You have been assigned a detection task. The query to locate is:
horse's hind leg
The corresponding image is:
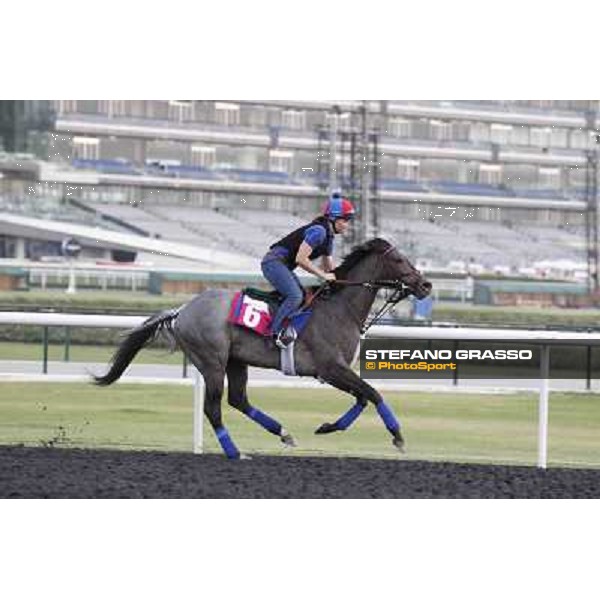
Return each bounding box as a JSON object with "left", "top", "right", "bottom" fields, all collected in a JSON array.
[
  {"left": 226, "top": 359, "right": 296, "bottom": 447},
  {"left": 202, "top": 369, "right": 244, "bottom": 459},
  {"left": 182, "top": 346, "right": 241, "bottom": 459}
]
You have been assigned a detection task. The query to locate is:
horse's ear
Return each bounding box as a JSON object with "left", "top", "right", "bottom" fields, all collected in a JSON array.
[{"left": 375, "top": 238, "right": 395, "bottom": 256}]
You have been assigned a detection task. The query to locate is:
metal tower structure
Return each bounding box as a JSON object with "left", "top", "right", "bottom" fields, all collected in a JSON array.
[
  {"left": 315, "top": 102, "right": 381, "bottom": 255},
  {"left": 584, "top": 107, "right": 599, "bottom": 295}
]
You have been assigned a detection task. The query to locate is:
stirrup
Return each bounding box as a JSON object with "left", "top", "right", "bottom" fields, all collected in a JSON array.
[{"left": 275, "top": 327, "right": 297, "bottom": 349}]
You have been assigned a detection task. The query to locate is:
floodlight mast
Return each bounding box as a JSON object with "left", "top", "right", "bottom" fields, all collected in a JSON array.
[
  {"left": 316, "top": 102, "right": 381, "bottom": 255},
  {"left": 584, "top": 105, "right": 599, "bottom": 295},
  {"left": 360, "top": 101, "right": 370, "bottom": 245}
]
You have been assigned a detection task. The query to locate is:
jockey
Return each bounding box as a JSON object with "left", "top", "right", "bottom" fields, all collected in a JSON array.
[{"left": 261, "top": 192, "right": 355, "bottom": 348}]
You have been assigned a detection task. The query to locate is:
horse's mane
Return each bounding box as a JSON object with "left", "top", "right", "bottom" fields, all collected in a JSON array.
[{"left": 333, "top": 238, "right": 392, "bottom": 279}]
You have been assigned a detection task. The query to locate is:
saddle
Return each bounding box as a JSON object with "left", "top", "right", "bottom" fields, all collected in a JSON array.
[
  {"left": 228, "top": 286, "right": 317, "bottom": 334},
  {"left": 242, "top": 286, "right": 317, "bottom": 314},
  {"left": 227, "top": 285, "right": 330, "bottom": 375}
]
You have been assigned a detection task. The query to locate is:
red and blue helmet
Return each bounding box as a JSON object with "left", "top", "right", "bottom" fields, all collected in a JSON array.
[{"left": 323, "top": 194, "right": 356, "bottom": 220}]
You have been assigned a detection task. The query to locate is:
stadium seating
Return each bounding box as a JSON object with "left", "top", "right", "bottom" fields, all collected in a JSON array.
[
  {"left": 510, "top": 188, "right": 565, "bottom": 200},
  {"left": 379, "top": 178, "right": 427, "bottom": 192},
  {"left": 72, "top": 159, "right": 138, "bottom": 175},
  {"left": 429, "top": 181, "right": 514, "bottom": 197},
  {"left": 215, "top": 168, "right": 292, "bottom": 185},
  {"left": 380, "top": 208, "right": 584, "bottom": 270},
  {"left": 144, "top": 163, "right": 219, "bottom": 180}
]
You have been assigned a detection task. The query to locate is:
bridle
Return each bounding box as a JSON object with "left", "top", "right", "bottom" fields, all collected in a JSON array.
[
  {"left": 325, "top": 279, "right": 413, "bottom": 334},
  {"left": 314, "top": 246, "right": 419, "bottom": 335}
]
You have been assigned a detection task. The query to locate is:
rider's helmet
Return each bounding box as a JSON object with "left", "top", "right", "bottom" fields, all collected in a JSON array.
[{"left": 323, "top": 193, "right": 356, "bottom": 221}]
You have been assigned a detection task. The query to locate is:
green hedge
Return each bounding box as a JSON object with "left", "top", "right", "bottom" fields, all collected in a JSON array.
[
  {"left": 0, "top": 291, "right": 190, "bottom": 314},
  {"left": 0, "top": 291, "right": 191, "bottom": 345},
  {"left": 433, "top": 303, "right": 600, "bottom": 330}
]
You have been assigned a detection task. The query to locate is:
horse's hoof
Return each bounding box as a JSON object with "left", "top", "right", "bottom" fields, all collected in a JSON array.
[
  {"left": 315, "top": 422, "right": 338, "bottom": 435},
  {"left": 393, "top": 434, "right": 406, "bottom": 453},
  {"left": 280, "top": 432, "right": 297, "bottom": 447}
]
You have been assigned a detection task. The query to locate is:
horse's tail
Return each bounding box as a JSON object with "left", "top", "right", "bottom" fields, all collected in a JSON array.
[{"left": 92, "top": 308, "right": 180, "bottom": 386}]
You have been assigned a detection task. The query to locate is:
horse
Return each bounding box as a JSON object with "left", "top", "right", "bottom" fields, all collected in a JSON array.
[{"left": 93, "top": 238, "right": 432, "bottom": 459}]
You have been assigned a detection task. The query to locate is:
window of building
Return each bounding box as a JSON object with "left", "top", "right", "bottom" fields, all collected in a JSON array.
[
  {"left": 129, "top": 101, "right": 146, "bottom": 118},
  {"left": 479, "top": 163, "right": 502, "bottom": 186},
  {"left": 512, "top": 125, "right": 529, "bottom": 146},
  {"left": 325, "top": 112, "right": 350, "bottom": 131},
  {"left": 470, "top": 122, "right": 490, "bottom": 143},
  {"left": 569, "top": 129, "right": 588, "bottom": 150},
  {"left": 451, "top": 121, "right": 470, "bottom": 142},
  {"left": 389, "top": 118, "right": 412, "bottom": 138},
  {"left": 430, "top": 120, "right": 451, "bottom": 141},
  {"left": 244, "top": 106, "right": 267, "bottom": 128},
  {"left": 98, "top": 100, "right": 127, "bottom": 117},
  {"left": 269, "top": 150, "right": 294, "bottom": 173},
  {"left": 55, "top": 100, "right": 78, "bottom": 115},
  {"left": 147, "top": 101, "right": 169, "bottom": 120},
  {"left": 550, "top": 127, "right": 567, "bottom": 148},
  {"left": 568, "top": 165, "right": 586, "bottom": 188},
  {"left": 72, "top": 137, "right": 99, "bottom": 160},
  {"left": 396, "top": 158, "right": 420, "bottom": 180},
  {"left": 530, "top": 127, "right": 552, "bottom": 148},
  {"left": 215, "top": 102, "right": 240, "bottom": 126},
  {"left": 168, "top": 100, "right": 194, "bottom": 122},
  {"left": 281, "top": 110, "right": 307, "bottom": 130},
  {"left": 411, "top": 119, "right": 431, "bottom": 140},
  {"left": 490, "top": 123, "right": 513, "bottom": 145},
  {"left": 506, "top": 164, "right": 536, "bottom": 187},
  {"left": 538, "top": 167, "right": 561, "bottom": 188},
  {"left": 422, "top": 158, "right": 457, "bottom": 181},
  {"left": 191, "top": 146, "right": 216, "bottom": 168}
]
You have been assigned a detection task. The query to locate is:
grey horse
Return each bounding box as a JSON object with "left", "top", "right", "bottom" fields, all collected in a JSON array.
[{"left": 94, "top": 238, "right": 432, "bottom": 458}]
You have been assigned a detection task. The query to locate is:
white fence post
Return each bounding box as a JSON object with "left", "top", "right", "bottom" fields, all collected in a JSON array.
[
  {"left": 193, "top": 369, "right": 205, "bottom": 454},
  {"left": 538, "top": 345, "right": 550, "bottom": 469}
]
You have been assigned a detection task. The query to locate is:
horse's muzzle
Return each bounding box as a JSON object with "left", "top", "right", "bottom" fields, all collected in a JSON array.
[{"left": 412, "top": 280, "right": 432, "bottom": 299}]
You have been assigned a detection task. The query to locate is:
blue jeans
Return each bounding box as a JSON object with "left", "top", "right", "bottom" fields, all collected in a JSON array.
[{"left": 261, "top": 254, "right": 304, "bottom": 335}]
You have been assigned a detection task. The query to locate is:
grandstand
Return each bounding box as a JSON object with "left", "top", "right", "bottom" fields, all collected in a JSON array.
[{"left": 0, "top": 100, "right": 598, "bottom": 274}]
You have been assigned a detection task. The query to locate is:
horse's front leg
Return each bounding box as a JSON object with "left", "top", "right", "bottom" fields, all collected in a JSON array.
[
  {"left": 315, "top": 396, "right": 367, "bottom": 434},
  {"left": 315, "top": 361, "right": 405, "bottom": 452}
]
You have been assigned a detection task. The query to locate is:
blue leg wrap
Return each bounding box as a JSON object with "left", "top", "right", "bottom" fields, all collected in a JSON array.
[
  {"left": 376, "top": 401, "right": 401, "bottom": 434},
  {"left": 335, "top": 402, "right": 366, "bottom": 430},
  {"left": 247, "top": 407, "right": 282, "bottom": 435},
  {"left": 215, "top": 426, "right": 240, "bottom": 459}
]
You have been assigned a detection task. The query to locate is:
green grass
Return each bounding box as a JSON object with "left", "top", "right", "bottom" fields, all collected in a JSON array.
[
  {"left": 0, "top": 341, "right": 183, "bottom": 365},
  {"left": 1, "top": 382, "right": 599, "bottom": 467}
]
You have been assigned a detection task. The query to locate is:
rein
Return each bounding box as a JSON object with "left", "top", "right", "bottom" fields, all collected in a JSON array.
[
  {"left": 360, "top": 285, "right": 412, "bottom": 334},
  {"left": 316, "top": 278, "right": 413, "bottom": 335}
]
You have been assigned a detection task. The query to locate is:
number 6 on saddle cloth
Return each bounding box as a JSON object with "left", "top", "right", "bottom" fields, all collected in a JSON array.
[{"left": 227, "top": 287, "right": 314, "bottom": 338}]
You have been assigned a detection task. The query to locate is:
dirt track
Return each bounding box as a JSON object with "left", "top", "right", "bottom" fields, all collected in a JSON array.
[{"left": 1, "top": 445, "right": 598, "bottom": 498}]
